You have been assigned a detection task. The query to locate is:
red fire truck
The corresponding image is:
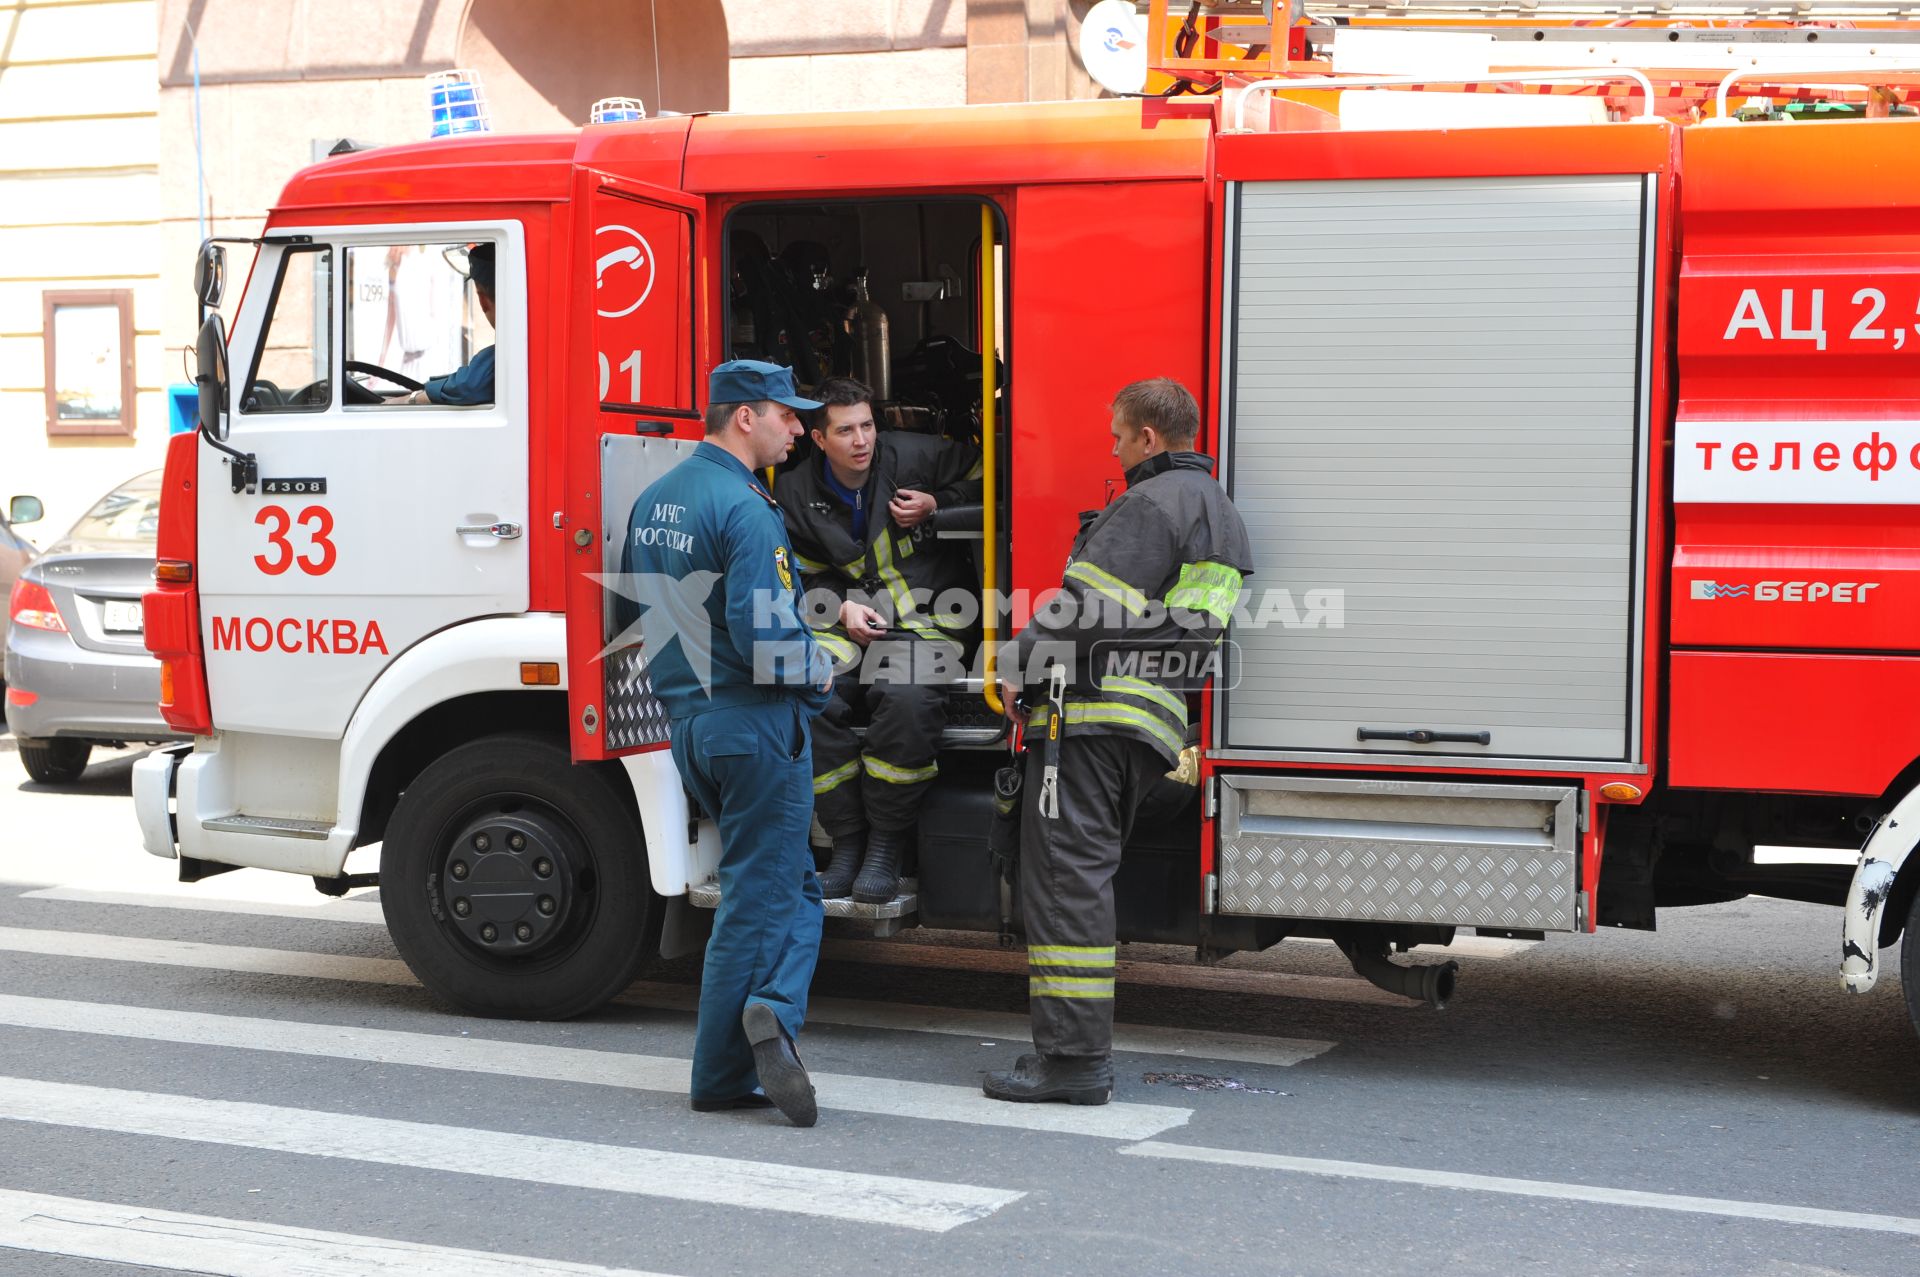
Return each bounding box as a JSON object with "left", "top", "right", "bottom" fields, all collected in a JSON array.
[{"left": 135, "top": 3, "right": 1920, "bottom": 1039}]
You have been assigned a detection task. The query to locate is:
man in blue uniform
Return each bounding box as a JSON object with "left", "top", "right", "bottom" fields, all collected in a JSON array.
[{"left": 618, "top": 360, "right": 832, "bottom": 1126}]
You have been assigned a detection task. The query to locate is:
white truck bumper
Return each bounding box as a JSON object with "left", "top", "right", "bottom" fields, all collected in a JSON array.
[{"left": 133, "top": 744, "right": 190, "bottom": 859}]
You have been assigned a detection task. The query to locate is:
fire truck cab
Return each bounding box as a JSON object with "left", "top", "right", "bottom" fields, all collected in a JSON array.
[{"left": 136, "top": 6, "right": 1920, "bottom": 1040}]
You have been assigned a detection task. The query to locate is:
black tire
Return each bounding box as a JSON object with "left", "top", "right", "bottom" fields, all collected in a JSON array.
[
  {"left": 381, "top": 732, "right": 657, "bottom": 1020},
  {"left": 19, "top": 738, "right": 91, "bottom": 785}
]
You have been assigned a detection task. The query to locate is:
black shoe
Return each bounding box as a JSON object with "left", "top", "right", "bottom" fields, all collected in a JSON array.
[
  {"left": 742, "top": 1002, "right": 817, "bottom": 1128},
  {"left": 852, "top": 828, "right": 907, "bottom": 903},
  {"left": 690, "top": 1091, "right": 777, "bottom": 1113},
  {"left": 818, "top": 833, "right": 864, "bottom": 899},
  {"left": 982, "top": 1053, "right": 1113, "bottom": 1106}
]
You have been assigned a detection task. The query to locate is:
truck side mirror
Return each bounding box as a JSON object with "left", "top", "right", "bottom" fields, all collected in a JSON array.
[
  {"left": 7, "top": 495, "right": 42, "bottom": 526},
  {"left": 196, "top": 313, "right": 229, "bottom": 439},
  {"left": 194, "top": 242, "right": 226, "bottom": 310}
]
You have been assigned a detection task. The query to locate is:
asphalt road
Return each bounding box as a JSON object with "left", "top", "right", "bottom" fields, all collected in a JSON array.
[{"left": 0, "top": 737, "right": 1915, "bottom": 1277}]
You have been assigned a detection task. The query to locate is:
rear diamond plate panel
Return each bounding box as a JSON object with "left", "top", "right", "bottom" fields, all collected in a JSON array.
[
  {"left": 1218, "top": 836, "right": 1576, "bottom": 931},
  {"left": 603, "top": 646, "right": 671, "bottom": 750}
]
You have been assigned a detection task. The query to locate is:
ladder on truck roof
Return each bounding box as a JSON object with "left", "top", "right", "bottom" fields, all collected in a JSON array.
[{"left": 1143, "top": 0, "right": 1920, "bottom": 117}]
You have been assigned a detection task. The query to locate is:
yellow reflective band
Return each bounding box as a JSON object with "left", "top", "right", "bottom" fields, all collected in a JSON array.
[
  {"left": 1028, "top": 946, "right": 1116, "bottom": 968},
  {"left": 863, "top": 754, "right": 938, "bottom": 785},
  {"left": 1035, "top": 703, "right": 1184, "bottom": 756},
  {"left": 813, "top": 759, "right": 860, "bottom": 795},
  {"left": 1029, "top": 976, "right": 1115, "bottom": 999},
  {"left": 1099, "top": 675, "right": 1188, "bottom": 722},
  {"left": 1064, "top": 560, "right": 1149, "bottom": 618},
  {"left": 793, "top": 551, "right": 830, "bottom": 574},
  {"left": 812, "top": 629, "right": 859, "bottom": 662},
  {"left": 871, "top": 534, "right": 943, "bottom": 637},
  {"left": 1164, "top": 560, "right": 1244, "bottom": 624},
  {"left": 964, "top": 458, "right": 984, "bottom": 480}
]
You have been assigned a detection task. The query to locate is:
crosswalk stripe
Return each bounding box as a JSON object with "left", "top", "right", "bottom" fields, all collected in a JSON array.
[
  {"left": 0, "top": 925, "right": 413, "bottom": 984},
  {"left": 822, "top": 939, "right": 1412, "bottom": 1007},
  {"left": 1119, "top": 1141, "right": 1920, "bottom": 1237},
  {"left": 1, "top": 923, "right": 1335, "bottom": 1068},
  {"left": 21, "top": 885, "right": 387, "bottom": 926},
  {"left": 0, "top": 993, "right": 1192, "bottom": 1141},
  {"left": 0, "top": 1076, "right": 1022, "bottom": 1233},
  {"left": 619, "top": 984, "right": 1334, "bottom": 1068},
  {"left": 0, "top": 1187, "right": 673, "bottom": 1276}
]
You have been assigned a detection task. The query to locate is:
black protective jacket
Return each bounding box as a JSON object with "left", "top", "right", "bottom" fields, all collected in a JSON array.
[
  {"left": 1008, "top": 450, "right": 1253, "bottom": 764},
  {"left": 776, "top": 431, "right": 984, "bottom": 655}
]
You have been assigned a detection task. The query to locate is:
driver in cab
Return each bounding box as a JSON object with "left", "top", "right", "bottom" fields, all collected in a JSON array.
[{"left": 386, "top": 243, "right": 495, "bottom": 406}]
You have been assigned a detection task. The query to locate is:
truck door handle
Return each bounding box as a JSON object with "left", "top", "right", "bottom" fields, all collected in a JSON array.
[
  {"left": 456, "top": 522, "right": 522, "bottom": 540},
  {"left": 1357, "top": 727, "right": 1492, "bottom": 746}
]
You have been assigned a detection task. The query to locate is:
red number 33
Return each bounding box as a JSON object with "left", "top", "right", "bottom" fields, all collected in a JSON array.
[{"left": 254, "top": 504, "right": 337, "bottom": 576}]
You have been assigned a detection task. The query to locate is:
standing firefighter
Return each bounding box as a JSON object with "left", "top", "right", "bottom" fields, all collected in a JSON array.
[
  {"left": 776, "top": 378, "right": 983, "bottom": 903},
  {"left": 618, "top": 360, "right": 834, "bottom": 1127},
  {"left": 986, "top": 378, "right": 1252, "bottom": 1105}
]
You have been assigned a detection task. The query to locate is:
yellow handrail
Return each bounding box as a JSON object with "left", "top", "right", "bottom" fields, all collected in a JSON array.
[{"left": 979, "top": 203, "right": 1003, "bottom": 716}]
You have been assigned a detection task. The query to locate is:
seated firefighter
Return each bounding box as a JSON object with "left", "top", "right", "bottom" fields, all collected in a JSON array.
[{"left": 777, "top": 377, "right": 984, "bottom": 902}]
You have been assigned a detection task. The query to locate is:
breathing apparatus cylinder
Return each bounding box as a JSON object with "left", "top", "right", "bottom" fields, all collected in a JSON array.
[{"left": 851, "top": 270, "right": 891, "bottom": 401}]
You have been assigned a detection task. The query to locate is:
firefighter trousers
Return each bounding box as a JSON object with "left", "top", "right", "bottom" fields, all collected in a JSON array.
[
  {"left": 810, "top": 635, "right": 954, "bottom": 837},
  {"left": 668, "top": 699, "right": 824, "bottom": 1103},
  {"left": 1020, "top": 731, "right": 1165, "bottom": 1058}
]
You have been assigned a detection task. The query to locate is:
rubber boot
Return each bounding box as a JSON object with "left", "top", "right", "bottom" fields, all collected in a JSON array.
[
  {"left": 817, "top": 833, "right": 864, "bottom": 899},
  {"left": 851, "top": 828, "right": 907, "bottom": 904},
  {"left": 982, "top": 1053, "right": 1114, "bottom": 1106}
]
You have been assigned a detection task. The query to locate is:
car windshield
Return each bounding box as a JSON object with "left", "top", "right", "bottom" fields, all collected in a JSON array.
[{"left": 65, "top": 472, "right": 162, "bottom": 549}]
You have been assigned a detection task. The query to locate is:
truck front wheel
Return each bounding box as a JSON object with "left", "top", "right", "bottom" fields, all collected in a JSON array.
[{"left": 382, "top": 732, "right": 656, "bottom": 1019}]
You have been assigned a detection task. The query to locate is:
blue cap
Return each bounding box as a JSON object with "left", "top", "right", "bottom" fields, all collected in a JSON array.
[{"left": 708, "top": 359, "right": 822, "bottom": 411}]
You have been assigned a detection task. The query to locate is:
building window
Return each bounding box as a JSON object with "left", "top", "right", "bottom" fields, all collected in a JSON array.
[{"left": 43, "top": 289, "right": 136, "bottom": 438}]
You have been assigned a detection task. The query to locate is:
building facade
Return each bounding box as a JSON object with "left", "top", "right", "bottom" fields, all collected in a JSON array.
[{"left": 4, "top": 0, "right": 1104, "bottom": 537}]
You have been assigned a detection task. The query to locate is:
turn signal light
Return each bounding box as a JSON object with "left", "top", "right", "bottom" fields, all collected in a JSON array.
[
  {"left": 1599, "top": 782, "right": 1644, "bottom": 802},
  {"left": 8, "top": 578, "right": 66, "bottom": 632},
  {"left": 154, "top": 559, "right": 194, "bottom": 584},
  {"left": 520, "top": 662, "right": 561, "bottom": 686},
  {"left": 159, "top": 663, "right": 175, "bottom": 706}
]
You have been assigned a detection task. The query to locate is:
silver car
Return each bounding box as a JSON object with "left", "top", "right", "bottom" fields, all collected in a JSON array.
[
  {"left": 1, "top": 493, "right": 43, "bottom": 698},
  {"left": 4, "top": 472, "right": 184, "bottom": 784}
]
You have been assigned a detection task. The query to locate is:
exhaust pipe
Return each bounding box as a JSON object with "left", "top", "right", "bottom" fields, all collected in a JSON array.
[{"left": 1336, "top": 939, "right": 1459, "bottom": 1010}]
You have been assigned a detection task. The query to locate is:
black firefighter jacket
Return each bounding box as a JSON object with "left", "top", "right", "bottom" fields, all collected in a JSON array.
[
  {"left": 1008, "top": 449, "right": 1253, "bottom": 765},
  {"left": 776, "top": 431, "right": 984, "bottom": 663}
]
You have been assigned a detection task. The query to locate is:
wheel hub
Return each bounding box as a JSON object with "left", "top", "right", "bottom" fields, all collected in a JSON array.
[{"left": 437, "top": 810, "right": 575, "bottom": 955}]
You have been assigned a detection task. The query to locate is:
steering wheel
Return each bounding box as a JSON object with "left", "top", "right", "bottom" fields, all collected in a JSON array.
[
  {"left": 345, "top": 359, "right": 424, "bottom": 391},
  {"left": 343, "top": 359, "right": 425, "bottom": 405}
]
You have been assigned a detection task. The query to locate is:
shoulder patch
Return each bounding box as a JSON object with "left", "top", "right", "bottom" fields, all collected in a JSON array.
[{"left": 775, "top": 545, "right": 794, "bottom": 591}]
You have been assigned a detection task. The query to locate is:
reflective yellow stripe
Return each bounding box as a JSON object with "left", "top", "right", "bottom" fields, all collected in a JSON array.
[
  {"left": 863, "top": 754, "right": 938, "bottom": 785},
  {"left": 1029, "top": 976, "right": 1115, "bottom": 999},
  {"left": 1165, "top": 560, "right": 1244, "bottom": 624},
  {"left": 1036, "top": 702, "right": 1184, "bottom": 757},
  {"left": 1064, "top": 560, "right": 1149, "bottom": 618},
  {"left": 872, "top": 534, "right": 943, "bottom": 637},
  {"left": 793, "top": 551, "right": 830, "bottom": 574},
  {"left": 1028, "top": 946, "right": 1115, "bottom": 968},
  {"left": 1099, "top": 675, "right": 1188, "bottom": 721},
  {"left": 813, "top": 759, "right": 860, "bottom": 795},
  {"left": 812, "top": 630, "right": 858, "bottom": 662},
  {"left": 963, "top": 457, "right": 984, "bottom": 480}
]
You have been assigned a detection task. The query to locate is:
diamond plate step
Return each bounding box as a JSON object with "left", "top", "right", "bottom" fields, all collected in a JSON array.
[
  {"left": 687, "top": 878, "right": 918, "bottom": 937},
  {"left": 201, "top": 814, "right": 332, "bottom": 841}
]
